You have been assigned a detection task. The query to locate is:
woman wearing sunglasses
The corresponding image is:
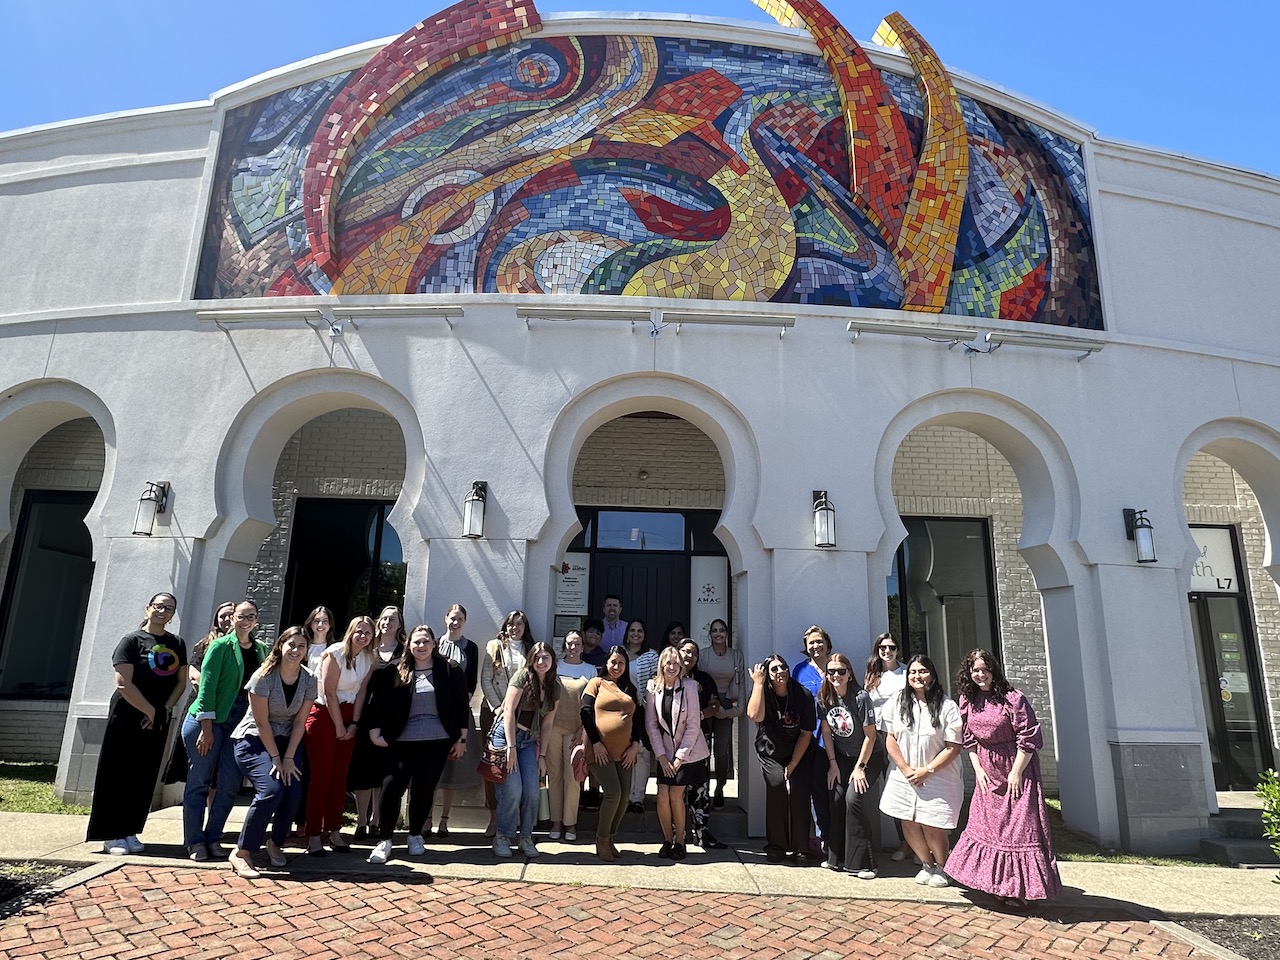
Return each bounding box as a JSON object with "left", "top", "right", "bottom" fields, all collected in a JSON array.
[
  {"left": 746, "top": 654, "right": 816, "bottom": 863},
  {"left": 864, "top": 633, "right": 911, "bottom": 861},
  {"left": 817, "top": 653, "right": 879, "bottom": 877}
]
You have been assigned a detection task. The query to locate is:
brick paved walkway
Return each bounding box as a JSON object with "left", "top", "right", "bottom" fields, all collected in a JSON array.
[{"left": 3, "top": 865, "right": 1208, "bottom": 959}]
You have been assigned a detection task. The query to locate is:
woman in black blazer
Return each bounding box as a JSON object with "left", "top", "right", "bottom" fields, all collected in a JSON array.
[{"left": 363, "top": 625, "right": 470, "bottom": 864}]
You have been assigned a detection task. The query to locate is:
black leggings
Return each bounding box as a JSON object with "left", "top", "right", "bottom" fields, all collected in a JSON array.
[{"left": 378, "top": 739, "right": 451, "bottom": 840}]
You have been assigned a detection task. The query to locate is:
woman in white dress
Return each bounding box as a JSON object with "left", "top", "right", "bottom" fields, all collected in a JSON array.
[{"left": 878, "top": 654, "right": 962, "bottom": 888}]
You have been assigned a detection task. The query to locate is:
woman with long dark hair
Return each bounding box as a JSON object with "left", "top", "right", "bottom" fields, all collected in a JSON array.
[
  {"left": 746, "top": 653, "right": 817, "bottom": 863},
  {"left": 228, "top": 625, "right": 317, "bottom": 877},
  {"left": 303, "top": 615, "right": 375, "bottom": 855},
  {"left": 647, "top": 646, "right": 711, "bottom": 860},
  {"left": 492, "top": 641, "right": 561, "bottom": 858},
  {"left": 817, "top": 652, "right": 879, "bottom": 877},
  {"left": 479, "top": 610, "right": 531, "bottom": 837},
  {"left": 878, "top": 654, "right": 963, "bottom": 887},
  {"left": 700, "top": 618, "right": 744, "bottom": 810},
  {"left": 581, "top": 645, "right": 644, "bottom": 861},
  {"left": 945, "top": 649, "right": 1062, "bottom": 908},
  {"left": 624, "top": 618, "right": 658, "bottom": 815},
  {"left": 863, "top": 632, "right": 910, "bottom": 862},
  {"left": 87, "top": 593, "right": 187, "bottom": 855},
  {"left": 291, "top": 605, "right": 335, "bottom": 837},
  {"left": 182, "top": 599, "right": 266, "bottom": 861},
  {"left": 677, "top": 639, "right": 724, "bottom": 849},
  {"left": 363, "top": 625, "right": 470, "bottom": 864}
]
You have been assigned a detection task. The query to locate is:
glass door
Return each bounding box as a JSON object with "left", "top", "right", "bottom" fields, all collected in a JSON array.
[
  {"left": 1187, "top": 524, "right": 1274, "bottom": 790},
  {"left": 1189, "top": 592, "right": 1272, "bottom": 789}
]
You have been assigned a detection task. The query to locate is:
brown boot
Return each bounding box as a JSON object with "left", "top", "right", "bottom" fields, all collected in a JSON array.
[{"left": 596, "top": 836, "right": 616, "bottom": 862}]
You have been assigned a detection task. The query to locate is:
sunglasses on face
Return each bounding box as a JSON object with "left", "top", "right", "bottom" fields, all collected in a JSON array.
[
  {"left": 878, "top": 645, "right": 897, "bottom": 652},
  {"left": 826, "top": 667, "right": 848, "bottom": 676}
]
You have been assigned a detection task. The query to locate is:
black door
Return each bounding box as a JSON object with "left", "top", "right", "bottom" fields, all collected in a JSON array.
[
  {"left": 0, "top": 490, "right": 95, "bottom": 698},
  {"left": 591, "top": 552, "right": 689, "bottom": 639},
  {"left": 281, "top": 498, "right": 406, "bottom": 630},
  {"left": 1189, "top": 592, "right": 1274, "bottom": 789}
]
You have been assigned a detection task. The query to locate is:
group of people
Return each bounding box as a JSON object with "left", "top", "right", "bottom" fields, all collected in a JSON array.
[
  {"left": 751, "top": 627, "right": 1061, "bottom": 907},
  {"left": 85, "top": 592, "right": 1060, "bottom": 908}
]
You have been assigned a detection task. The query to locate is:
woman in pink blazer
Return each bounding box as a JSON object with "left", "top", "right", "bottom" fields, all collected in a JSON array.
[{"left": 646, "top": 647, "right": 711, "bottom": 860}]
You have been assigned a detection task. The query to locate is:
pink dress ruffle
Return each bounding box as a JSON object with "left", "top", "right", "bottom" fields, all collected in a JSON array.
[{"left": 945, "top": 690, "right": 1062, "bottom": 902}]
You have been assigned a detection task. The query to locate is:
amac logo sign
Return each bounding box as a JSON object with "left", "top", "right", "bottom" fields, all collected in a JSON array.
[{"left": 696, "top": 582, "right": 722, "bottom": 605}]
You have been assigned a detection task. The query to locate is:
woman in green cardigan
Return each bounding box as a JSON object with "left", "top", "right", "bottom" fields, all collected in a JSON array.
[{"left": 180, "top": 599, "right": 269, "bottom": 861}]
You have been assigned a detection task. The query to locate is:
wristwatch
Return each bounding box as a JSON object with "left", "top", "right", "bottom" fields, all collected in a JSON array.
[{"left": 856, "top": 761, "right": 867, "bottom": 770}]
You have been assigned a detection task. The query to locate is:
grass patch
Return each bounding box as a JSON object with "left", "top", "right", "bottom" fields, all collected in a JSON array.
[
  {"left": 0, "top": 762, "right": 90, "bottom": 815},
  {"left": 1046, "top": 798, "right": 1208, "bottom": 867}
]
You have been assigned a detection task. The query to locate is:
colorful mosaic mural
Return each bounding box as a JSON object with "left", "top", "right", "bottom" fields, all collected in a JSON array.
[{"left": 195, "top": 0, "right": 1103, "bottom": 328}]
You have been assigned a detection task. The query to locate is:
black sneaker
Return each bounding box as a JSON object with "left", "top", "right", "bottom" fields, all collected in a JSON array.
[
  {"left": 657, "top": 842, "right": 673, "bottom": 859},
  {"left": 626, "top": 801, "right": 644, "bottom": 815},
  {"left": 671, "top": 843, "right": 687, "bottom": 861}
]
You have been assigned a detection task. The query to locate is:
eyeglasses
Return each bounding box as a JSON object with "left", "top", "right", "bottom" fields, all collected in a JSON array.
[
  {"left": 825, "top": 668, "right": 849, "bottom": 676},
  {"left": 151, "top": 603, "right": 175, "bottom": 613},
  {"left": 878, "top": 645, "right": 897, "bottom": 652}
]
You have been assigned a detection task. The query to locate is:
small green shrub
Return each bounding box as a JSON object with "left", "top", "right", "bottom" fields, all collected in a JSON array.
[{"left": 1257, "top": 769, "right": 1280, "bottom": 883}]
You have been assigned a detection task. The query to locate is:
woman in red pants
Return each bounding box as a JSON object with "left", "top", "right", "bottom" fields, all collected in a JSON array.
[{"left": 303, "top": 615, "right": 374, "bottom": 855}]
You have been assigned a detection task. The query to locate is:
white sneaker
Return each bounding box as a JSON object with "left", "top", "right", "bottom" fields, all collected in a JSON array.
[
  {"left": 367, "top": 840, "right": 393, "bottom": 864},
  {"left": 856, "top": 869, "right": 878, "bottom": 880},
  {"left": 928, "top": 869, "right": 950, "bottom": 888},
  {"left": 548, "top": 828, "right": 561, "bottom": 840},
  {"left": 406, "top": 834, "right": 426, "bottom": 856},
  {"left": 102, "top": 839, "right": 129, "bottom": 856},
  {"left": 493, "top": 836, "right": 512, "bottom": 858},
  {"left": 124, "top": 835, "right": 145, "bottom": 854},
  {"left": 914, "top": 866, "right": 933, "bottom": 884},
  {"left": 564, "top": 828, "right": 577, "bottom": 842},
  {"left": 518, "top": 837, "right": 540, "bottom": 858}
]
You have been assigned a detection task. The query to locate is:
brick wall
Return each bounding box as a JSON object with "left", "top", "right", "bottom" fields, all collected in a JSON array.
[
  {"left": 1183, "top": 452, "right": 1280, "bottom": 756},
  {"left": 891, "top": 425, "right": 1057, "bottom": 792},
  {"left": 0, "top": 418, "right": 104, "bottom": 762},
  {"left": 246, "top": 409, "right": 406, "bottom": 639},
  {"left": 573, "top": 414, "right": 725, "bottom": 508}
]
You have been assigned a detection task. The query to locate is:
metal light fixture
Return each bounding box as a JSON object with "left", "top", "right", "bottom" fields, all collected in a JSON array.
[
  {"left": 133, "top": 481, "right": 169, "bottom": 536},
  {"left": 463, "top": 481, "right": 488, "bottom": 538},
  {"left": 1123, "top": 508, "right": 1157, "bottom": 563},
  {"left": 813, "top": 490, "right": 836, "bottom": 548}
]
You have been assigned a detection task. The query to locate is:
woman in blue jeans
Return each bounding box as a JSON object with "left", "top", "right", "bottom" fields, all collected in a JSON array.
[
  {"left": 491, "top": 642, "right": 561, "bottom": 858},
  {"left": 182, "top": 599, "right": 268, "bottom": 861},
  {"left": 227, "top": 625, "right": 317, "bottom": 877}
]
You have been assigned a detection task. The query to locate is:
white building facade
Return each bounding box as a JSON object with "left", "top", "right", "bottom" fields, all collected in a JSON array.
[{"left": 1, "top": 0, "right": 1277, "bottom": 853}]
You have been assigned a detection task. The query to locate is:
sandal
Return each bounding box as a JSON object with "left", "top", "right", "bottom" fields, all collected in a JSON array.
[{"left": 437, "top": 817, "right": 450, "bottom": 838}]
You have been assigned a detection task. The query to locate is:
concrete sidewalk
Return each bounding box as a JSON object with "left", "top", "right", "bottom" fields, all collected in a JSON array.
[{"left": 1, "top": 804, "right": 1273, "bottom": 919}]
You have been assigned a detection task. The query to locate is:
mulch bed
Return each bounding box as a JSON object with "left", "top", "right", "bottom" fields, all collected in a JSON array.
[
  {"left": 0, "top": 861, "right": 83, "bottom": 920},
  {"left": 1177, "top": 914, "right": 1280, "bottom": 960}
]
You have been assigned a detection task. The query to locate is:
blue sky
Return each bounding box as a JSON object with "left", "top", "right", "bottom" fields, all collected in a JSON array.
[{"left": 2, "top": 0, "right": 1275, "bottom": 177}]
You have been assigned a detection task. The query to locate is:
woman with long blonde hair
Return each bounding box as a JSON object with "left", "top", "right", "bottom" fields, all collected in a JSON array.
[{"left": 302, "top": 615, "right": 375, "bottom": 855}]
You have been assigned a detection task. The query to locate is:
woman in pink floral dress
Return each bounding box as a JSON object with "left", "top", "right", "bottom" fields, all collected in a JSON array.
[{"left": 945, "top": 649, "right": 1061, "bottom": 909}]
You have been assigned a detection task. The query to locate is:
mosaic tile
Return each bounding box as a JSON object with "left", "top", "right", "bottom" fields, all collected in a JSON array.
[{"left": 194, "top": 0, "right": 1103, "bottom": 328}]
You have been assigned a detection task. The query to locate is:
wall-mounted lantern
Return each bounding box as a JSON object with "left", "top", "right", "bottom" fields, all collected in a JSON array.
[
  {"left": 463, "top": 481, "right": 488, "bottom": 539},
  {"left": 1123, "top": 508, "right": 1157, "bottom": 564},
  {"left": 813, "top": 490, "right": 836, "bottom": 549},
  {"left": 133, "top": 481, "right": 169, "bottom": 536}
]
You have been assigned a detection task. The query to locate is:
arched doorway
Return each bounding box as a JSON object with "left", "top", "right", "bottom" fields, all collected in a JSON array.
[
  {"left": 565, "top": 412, "right": 730, "bottom": 643},
  {"left": 1182, "top": 449, "right": 1279, "bottom": 791},
  {"left": 246, "top": 408, "right": 409, "bottom": 637},
  {"left": 0, "top": 417, "right": 104, "bottom": 761}
]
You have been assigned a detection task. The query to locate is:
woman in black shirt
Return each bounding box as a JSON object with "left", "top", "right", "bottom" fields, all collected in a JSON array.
[
  {"left": 817, "top": 652, "right": 879, "bottom": 877},
  {"left": 86, "top": 592, "right": 188, "bottom": 855},
  {"left": 746, "top": 653, "right": 817, "bottom": 863}
]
